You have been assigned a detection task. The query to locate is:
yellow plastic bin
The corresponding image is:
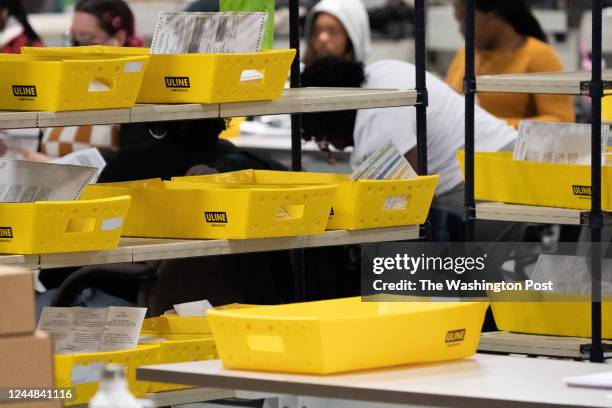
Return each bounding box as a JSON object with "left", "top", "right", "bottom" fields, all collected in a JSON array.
[
  {"left": 457, "top": 151, "right": 612, "bottom": 210},
  {"left": 0, "top": 196, "right": 130, "bottom": 254},
  {"left": 207, "top": 297, "right": 488, "bottom": 375},
  {"left": 604, "top": 92, "right": 612, "bottom": 123},
  {"left": 80, "top": 178, "right": 336, "bottom": 239},
  {"left": 489, "top": 290, "right": 612, "bottom": 339},
  {"left": 176, "top": 170, "right": 439, "bottom": 230},
  {"left": 54, "top": 345, "right": 159, "bottom": 406},
  {"left": 22, "top": 46, "right": 296, "bottom": 104},
  {"left": 0, "top": 53, "right": 148, "bottom": 111},
  {"left": 139, "top": 337, "right": 217, "bottom": 393}
]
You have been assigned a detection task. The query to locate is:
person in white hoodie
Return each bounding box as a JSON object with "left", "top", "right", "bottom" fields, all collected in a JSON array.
[
  {"left": 303, "top": 0, "right": 371, "bottom": 64},
  {"left": 302, "top": 1, "right": 523, "bottom": 241}
]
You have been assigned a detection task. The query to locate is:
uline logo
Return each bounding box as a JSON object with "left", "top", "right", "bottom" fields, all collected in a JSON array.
[
  {"left": 0, "top": 227, "right": 13, "bottom": 238},
  {"left": 445, "top": 329, "right": 466, "bottom": 344},
  {"left": 165, "top": 77, "right": 190, "bottom": 88},
  {"left": 12, "top": 85, "right": 37, "bottom": 97},
  {"left": 205, "top": 212, "right": 228, "bottom": 223},
  {"left": 572, "top": 185, "right": 591, "bottom": 197}
]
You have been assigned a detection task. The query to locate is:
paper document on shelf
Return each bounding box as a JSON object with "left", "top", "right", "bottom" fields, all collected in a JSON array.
[
  {"left": 351, "top": 141, "right": 417, "bottom": 181},
  {"left": 150, "top": 12, "right": 267, "bottom": 54},
  {"left": 513, "top": 121, "right": 609, "bottom": 165},
  {"left": 530, "top": 254, "right": 612, "bottom": 296},
  {"left": 37, "top": 306, "right": 147, "bottom": 355},
  {"left": 49, "top": 148, "right": 106, "bottom": 182},
  {"left": 564, "top": 372, "right": 612, "bottom": 390},
  {"left": 220, "top": 0, "right": 275, "bottom": 50},
  {"left": 0, "top": 159, "right": 96, "bottom": 202},
  {"left": 173, "top": 299, "right": 214, "bottom": 317}
]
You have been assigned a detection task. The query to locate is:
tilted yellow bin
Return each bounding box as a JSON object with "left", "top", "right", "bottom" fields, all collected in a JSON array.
[
  {"left": 207, "top": 297, "right": 488, "bottom": 375},
  {"left": 23, "top": 45, "right": 296, "bottom": 104},
  {"left": 489, "top": 290, "right": 612, "bottom": 339},
  {"left": 457, "top": 151, "right": 612, "bottom": 210},
  {"left": 0, "top": 196, "right": 130, "bottom": 254},
  {"left": 54, "top": 345, "right": 159, "bottom": 406},
  {"left": 81, "top": 178, "right": 336, "bottom": 239},
  {"left": 0, "top": 53, "right": 148, "bottom": 111},
  {"left": 141, "top": 337, "right": 217, "bottom": 393},
  {"left": 176, "top": 170, "right": 439, "bottom": 230}
]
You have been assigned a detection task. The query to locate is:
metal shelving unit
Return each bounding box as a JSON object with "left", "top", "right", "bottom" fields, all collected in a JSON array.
[{"left": 463, "top": 0, "right": 607, "bottom": 362}]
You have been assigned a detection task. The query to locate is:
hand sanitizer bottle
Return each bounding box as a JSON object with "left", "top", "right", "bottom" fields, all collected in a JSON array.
[{"left": 88, "top": 364, "right": 142, "bottom": 408}]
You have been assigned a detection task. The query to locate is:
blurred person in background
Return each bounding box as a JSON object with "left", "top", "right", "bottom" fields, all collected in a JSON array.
[
  {"left": 303, "top": 0, "right": 371, "bottom": 64},
  {"left": 19, "top": 0, "right": 144, "bottom": 163},
  {"left": 446, "top": 0, "right": 574, "bottom": 127},
  {"left": 0, "top": 0, "right": 42, "bottom": 53},
  {"left": 69, "top": 0, "right": 143, "bottom": 47}
]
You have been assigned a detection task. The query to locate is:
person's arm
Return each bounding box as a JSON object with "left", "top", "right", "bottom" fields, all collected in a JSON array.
[
  {"left": 521, "top": 44, "right": 575, "bottom": 125},
  {"left": 404, "top": 147, "right": 418, "bottom": 172},
  {"left": 445, "top": 49, "right": 466, "bottom": 95}
]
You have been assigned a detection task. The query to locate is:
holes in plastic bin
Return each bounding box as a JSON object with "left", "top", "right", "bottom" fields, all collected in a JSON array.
[{"left": 246, "top": 324, "right": 252, "bottom": 331}]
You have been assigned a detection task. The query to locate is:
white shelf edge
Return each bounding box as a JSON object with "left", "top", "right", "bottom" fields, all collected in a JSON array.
[
  {"left": 476, "top": 202, "right": 583, "bottom": 225},
  {"left": 0, "top": 254, "right": 40, "bottom": 269},
  {"left": 0, "top": 88, "right": 418, "bottom": 130},
  {"left": 17, "top": 226, "right": 421, "bottom": 269}
]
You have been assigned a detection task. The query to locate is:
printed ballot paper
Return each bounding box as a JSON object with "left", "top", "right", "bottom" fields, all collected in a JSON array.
[
  {"left": 351, "top": 141, "right": 417, "bottom": 181},
  {"left": 151, "top": 12, "right": 268, "bottom": 54},
  {"left": 351, "top": 142, "right": 417, "bottom": 211},
  {"left": 0, "top": 159, "right": 96, "bottom": 202},
  {"left": 37, "top": 306, "right": 147, "bottom": 354},
  {"left": 514, "top": 121, "right": 610, "bottom": 165},
  {"left": 49, "top": 148, "right": 106, "bottom": 182}
]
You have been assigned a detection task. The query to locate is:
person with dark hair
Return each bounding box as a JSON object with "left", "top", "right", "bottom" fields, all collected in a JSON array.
[
  {"left": 446, "top": 0, "right": 574, "bottom": 128},
  {"left": 98, "top": 119, "right": 286, "bottom": 182},
  {"left": 0, "top": 0, "right": 42, "bottom": 53},
  {"left": 70, "top": 0, "right": 143, "bottom": 47}
]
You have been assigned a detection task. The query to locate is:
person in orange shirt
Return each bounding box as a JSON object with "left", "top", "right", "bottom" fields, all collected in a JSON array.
[{"left": 446, "top": 0, "right": 574, "bottom": 128}]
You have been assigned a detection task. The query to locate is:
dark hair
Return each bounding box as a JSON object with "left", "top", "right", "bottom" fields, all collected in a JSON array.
[
  {"left": 301, "top": 57, "right": 366, "bottom": 146},
  {"left": 475, "top": 0, "right": 547, "bottom": 43},
  {"left": 1, "top": 0, "right": 39, "bottom": 42},
  {"left": 75, "top": 0, "right": 141, "bottom": 46}
]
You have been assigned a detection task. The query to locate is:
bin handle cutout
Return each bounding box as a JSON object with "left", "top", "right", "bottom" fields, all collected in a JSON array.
[
  {"left": 247, "top": 334, "right": 285, "bottom": 353},
  {"left": 88, "top": 77, "right": 117, "bottom": 92},
  {"left": 383, "top": 195, "right": 409, "bottom": 211},
  {"left": 275, "top": 204, "right": 305, "bottom": 220},
  {"left": 240, "top": 69, "right": 265, "bottom": 83},
  {"left": 65, "top": 218, "right": 96, "bottom": 233}
]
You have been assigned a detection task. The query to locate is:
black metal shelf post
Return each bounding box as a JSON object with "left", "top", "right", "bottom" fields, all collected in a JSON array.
[
  {"left": 464, "top": 0, "right": 476, "bottom": 242},
  {"left": 589, "top": 0, "right": 604, "bottom": 363},
  {"left": 414, "top": 0, "right": 427, "bottom": 178},
  {"left": 289, "top": 0, "right": 306, "bottom": 302}
]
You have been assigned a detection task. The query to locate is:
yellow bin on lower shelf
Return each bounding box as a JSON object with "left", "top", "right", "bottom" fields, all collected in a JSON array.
[
  {"left": 81, "top": 178, "right": 336, "bottom": 239},
  {"left": 489, "top": 290, "right": 612, "bottom": 339},
  {"left": 457, "top": 151, "right": 612, "bottom": 210},
  {"left": 0, "top": 196, "right": 130, "bottom": 254},
  {"left": 140, "top": 337, "right": 217, "bottom": 393},
  {"left": 22, "top": 45, "right": 295, "bottom": 104},
  {"left": 54, "top": 345, "right": 159, "bottom": 406},
  {"left": 175, "top": 170, "right": 439, "bottom": 230},
  {"left": 207, "top": 297, "right": 488, "bottom": 375},
  {"left": 0, "top": 53, "right": 148, "bottom": 111}
]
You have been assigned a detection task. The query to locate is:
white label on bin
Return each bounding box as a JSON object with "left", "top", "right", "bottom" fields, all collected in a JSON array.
[
  {"left": 101, "top": 217, "right": 123, "bottom": 231},
  {"left": 240, "top": 69, "right": 264, "bottom": 82},
  {"left": 124, "top": 61, "right": 144, "bottom": 73},
  {"left": 71, "top": 362, "right": 104, "bottom": 385},
  {"left": 384, "top": 195, "right": 408, "bottom": 211}
]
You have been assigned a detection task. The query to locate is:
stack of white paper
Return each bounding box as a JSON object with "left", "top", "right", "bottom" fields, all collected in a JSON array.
[
  {"left": 514, "top": 121, "right": 609, "bottom": 165},
  {"left": 151, "top": 12, "right": 268, "bottom": 54}
]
